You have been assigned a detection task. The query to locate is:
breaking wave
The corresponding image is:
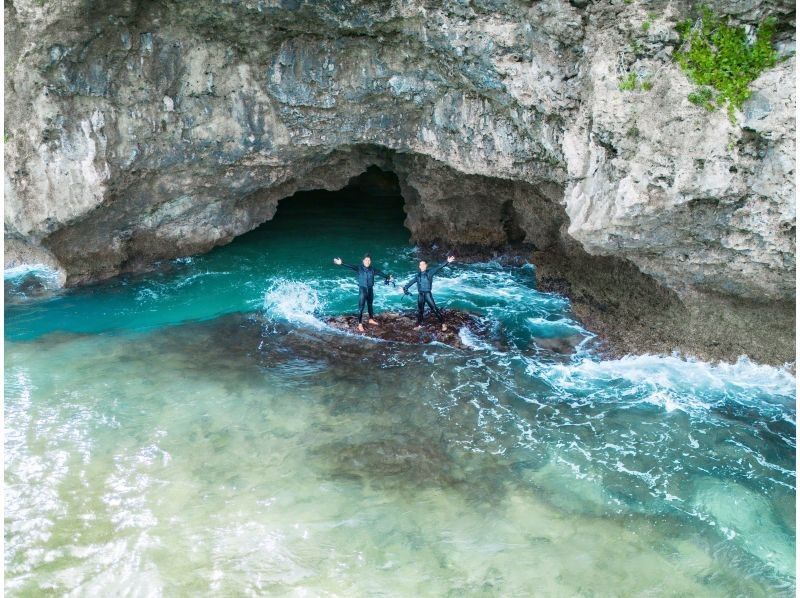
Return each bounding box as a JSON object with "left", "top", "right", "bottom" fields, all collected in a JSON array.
[{"left": 263, "top": 279, "right": 327, "bottom": 328}]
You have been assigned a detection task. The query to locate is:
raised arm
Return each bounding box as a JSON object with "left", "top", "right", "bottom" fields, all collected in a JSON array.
[
  {"left": 431, "top": 255, "right": 456, "bottom": 276},
  {"left": 333, "top": 257, "right": 358, "bottom": 271},
  {"left": 429, "top": 263, "right": 446, "bottom": 276}
]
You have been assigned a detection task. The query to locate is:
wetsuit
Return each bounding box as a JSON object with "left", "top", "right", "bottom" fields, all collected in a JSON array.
[
  {"left": 339, "top": 263, "right": 390, "bottom": 323},
  {"left": 402, "top": 262, "right": 448, "bottom": 325}
]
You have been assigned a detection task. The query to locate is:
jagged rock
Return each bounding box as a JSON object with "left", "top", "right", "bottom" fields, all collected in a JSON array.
[
  {"left": 324, "top": 310, "right": 485, "bottom": 348},
  {"left": 3, "top": 0, "right": 795, "bottom": 362}
]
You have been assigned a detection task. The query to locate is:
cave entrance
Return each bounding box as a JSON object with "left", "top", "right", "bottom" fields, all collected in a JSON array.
[
  {"left": 276, "top": 165, "right": 408, "bottom": 235},
  {"left": 230, "top": 165, "right": 411, "bottom": 269}
]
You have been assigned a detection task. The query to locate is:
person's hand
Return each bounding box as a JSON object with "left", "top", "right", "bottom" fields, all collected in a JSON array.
[
  {"left": 333, "top": 257, "right": 342, "bottom": 265},
  {"left": 447, "top": 255, "right": 455, "bottom": 263}
]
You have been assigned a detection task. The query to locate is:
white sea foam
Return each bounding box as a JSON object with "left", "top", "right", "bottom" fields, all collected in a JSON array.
[
  {"left": 263, "top": 279, "right": 327, "bottom": 328},
  {"left": 546, "top": 353, "right": 794, "bottom": 393},
  {"left": 435, "top": 269, "right": 535, "bottom": 303},
  {"left": 4, "top": 264, "right": 62, "bottom": 283},
  {"left": 457, "top": 327, "right": 497, "bottom": 353},
  {"left": 538, "top": 353, "right": 796, "bottom": 414},
  {"left": 525, "top": 316, "right": 586, "bottom": 338}
]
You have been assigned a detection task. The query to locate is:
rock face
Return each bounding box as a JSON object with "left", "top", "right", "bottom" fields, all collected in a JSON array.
[
  {"left": 564, "top": 6, "right": 796, "bottom": 303},
  {"left": 4, "top": 0, "right": 796, "bottom": 362}
]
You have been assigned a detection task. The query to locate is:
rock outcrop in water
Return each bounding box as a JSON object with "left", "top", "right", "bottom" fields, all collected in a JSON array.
[
  {"left": 325, "top": 310, "right": 485, "bottom": 348},
  {"left": 4, "top": 0, "right": 795, "bottom": 363}
]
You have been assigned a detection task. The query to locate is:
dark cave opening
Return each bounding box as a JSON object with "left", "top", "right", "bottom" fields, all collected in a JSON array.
[
  {"left": 236, "top": 165, "right": 412, "bottom": 258},
  {"left": 272, "top": 164, "right": 409, "bottom": 235}
]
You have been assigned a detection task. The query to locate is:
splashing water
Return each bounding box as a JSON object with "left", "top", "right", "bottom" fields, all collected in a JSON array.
[
  {"left": 263, "top": 279, "right": 327, "bottom": 328},
  {"left": 4, "top": 264, "right": 60, "bottom": 282},
  {"left": 4, "top": 191, "right": 796, "bottom": 595}
]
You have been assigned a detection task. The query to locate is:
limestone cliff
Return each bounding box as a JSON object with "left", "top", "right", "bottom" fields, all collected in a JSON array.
[{"left": 4, "top": 0, "right": 796, "bottom": 362}]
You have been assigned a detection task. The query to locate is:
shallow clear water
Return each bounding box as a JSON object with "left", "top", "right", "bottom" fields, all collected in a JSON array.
[{"left": 5, "top": 190, "right": 796, "bottom": 595}]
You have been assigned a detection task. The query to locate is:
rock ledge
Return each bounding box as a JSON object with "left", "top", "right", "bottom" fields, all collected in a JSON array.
[{"left": 324, "top": 310, "right": 484, "bottom": 348}]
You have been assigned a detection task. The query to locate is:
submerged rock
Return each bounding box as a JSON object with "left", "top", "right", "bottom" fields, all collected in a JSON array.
[
  {"left": 319, "top": 434, "right": 457, "bottom": 488},
  {"left": 324, "top": 310, "right": 485, "bottom": 348}
]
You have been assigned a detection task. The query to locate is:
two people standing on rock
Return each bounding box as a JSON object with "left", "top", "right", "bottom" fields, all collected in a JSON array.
[{"left": 333, "top": 254, "right": 456, "bottom": 333}]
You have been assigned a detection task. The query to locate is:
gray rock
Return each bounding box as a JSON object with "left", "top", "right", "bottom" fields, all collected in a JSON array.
[
  {"left": 3, "top": 0, "right": 795, "bottom": 361},
  {"left": 744, "top": 91, "right": 772, "bottom": 121}
]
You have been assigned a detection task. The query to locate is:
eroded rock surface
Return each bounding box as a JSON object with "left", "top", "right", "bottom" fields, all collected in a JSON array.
[{"left": 4, "top": 0, "right": 795, "bottom": 362}]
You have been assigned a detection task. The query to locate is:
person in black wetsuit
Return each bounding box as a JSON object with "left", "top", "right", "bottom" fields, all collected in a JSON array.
[
  {"left": 401, "top": 255, "right": 456, "bottom": 331},
  {"left": 333, "top": 254, "right": 393, "bottom": 332}
]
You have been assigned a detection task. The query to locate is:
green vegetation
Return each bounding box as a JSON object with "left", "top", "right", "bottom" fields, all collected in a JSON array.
[
  {"left": 618, "top": 72, "right": 653, "bottom": 92},
  {"left": 642, "top": 19, "right": 652, "bottom": 33},
  {"left": 687, "top": 86, "right": 715, "bottom": 110},
  {"left": 675, "top": 6, "right": 778, "bottom": 122},
  {"left": 619, "top": 72, "right": 638, "bottom": 91}
]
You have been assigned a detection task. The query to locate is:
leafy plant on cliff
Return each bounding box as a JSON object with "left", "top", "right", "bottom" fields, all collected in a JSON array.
[
  {"left": 618, "top": 72, "right": 638, "bottom": 91},
  {"left": 675, "top": 7, "right": 778, "bottom": 122},
  {"left": 618, "top": 72, "right": 653, "bottom": 92},
  {"left": 687, "top": 86, "right": 715, "bottom": 110}
]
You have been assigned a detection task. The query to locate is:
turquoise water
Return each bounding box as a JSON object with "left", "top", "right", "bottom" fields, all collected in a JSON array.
[{"left": 5, "top": 189, "right": 796, "bottom": 595}]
